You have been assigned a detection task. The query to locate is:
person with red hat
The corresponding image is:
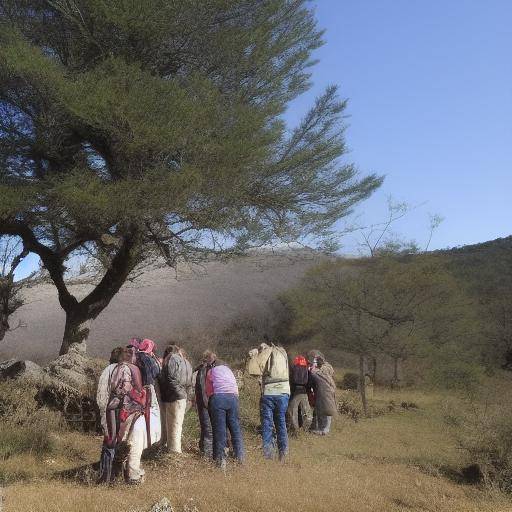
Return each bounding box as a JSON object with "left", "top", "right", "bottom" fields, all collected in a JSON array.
[{"left": 286, "top": 354, "right": 313, "bottom": 432}]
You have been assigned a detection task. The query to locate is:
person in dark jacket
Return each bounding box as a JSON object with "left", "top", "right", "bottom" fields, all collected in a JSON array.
[
  {"left": 159, "top": 344, "right": 192, "bottom": 453},
  {"left": 287, "top": 355, "right": 312, "bottom": 432},
  {"left": 309, "top": 354, "right": 337, "bottom": 435},
  {"left": 194, "top": 350, "right": 216, "bottom": 458},
  {"left": 128, "top": 338, "right": 161, "bottom": 387}
]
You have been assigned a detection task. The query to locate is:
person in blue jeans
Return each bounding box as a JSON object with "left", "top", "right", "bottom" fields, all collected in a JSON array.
[
  {"left": 206, "top": 358, "right": 244, "bottom": 468},
  {"left": 254, "top": 343, "right": 290, "bottom": 462}
]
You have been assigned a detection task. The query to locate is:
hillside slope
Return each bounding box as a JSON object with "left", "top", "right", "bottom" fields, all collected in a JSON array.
[{"left": 1, "top": 250, "right": 323, "bottom": 363}]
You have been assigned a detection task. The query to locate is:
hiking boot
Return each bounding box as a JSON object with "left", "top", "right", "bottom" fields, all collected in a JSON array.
[{"left": 278, "top": 452, "right": 288, "bottom": 464}]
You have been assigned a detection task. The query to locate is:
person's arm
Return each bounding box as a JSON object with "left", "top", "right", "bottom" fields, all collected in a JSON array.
[{"left": 96, "top": 366, "right": 113, "bottom": 435}]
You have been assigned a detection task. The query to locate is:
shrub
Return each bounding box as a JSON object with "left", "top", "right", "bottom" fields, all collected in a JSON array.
[
  {"left": 444, "top": 388, "right": 512, "bottom": 492},
  {"left": 0, "top": 380, "right": 65, "bottom": 460},
  {"left": 341, "top": 372, "right": 359, "bottom": 391}
]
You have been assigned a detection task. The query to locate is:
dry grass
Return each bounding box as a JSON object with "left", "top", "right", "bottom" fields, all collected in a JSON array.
[{"left": 3, "top": 382, "right": 512, "bottom": 512}]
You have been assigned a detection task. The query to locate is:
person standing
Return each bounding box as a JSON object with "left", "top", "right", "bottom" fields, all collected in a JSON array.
[
  {"left": 159, "top": 344, "right": 193, "bottom": 453},
  {"left": 205, "top": 355, "right": 244, "bottom": 468},
  {"left": 309, "top": 354, "right": 337, "bottom": 435},
  {"left": 194, "top": 350, "right": 215, "bottom": 458},
  {"left": 97, "top": 347, "right": 152, "bottom": 484},
  {"left": 287, "top": 355, "right": 312, "bottom": 432},
  {"left": 254, "top": 342, "right": 290, "bottom": 462}
]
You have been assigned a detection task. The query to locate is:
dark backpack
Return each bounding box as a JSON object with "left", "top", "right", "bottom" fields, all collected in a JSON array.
[{"left": 291, "top": 364, "right": 309, "bottom": 387}]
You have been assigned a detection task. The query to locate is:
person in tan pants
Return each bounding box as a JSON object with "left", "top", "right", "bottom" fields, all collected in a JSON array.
[{"left": 159, "top": 345, "right": 192, "bottom": 453}]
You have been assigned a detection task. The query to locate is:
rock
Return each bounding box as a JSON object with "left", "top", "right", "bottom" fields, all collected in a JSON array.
[
  {"left": 149, "top": 498, "right": 174, "bottom": 512},
  {"left": 0, "top": 359, "right": 44, "bottom": 381},
  {"left": 44, "top": 344, "right": 100, "bottom": 392}
]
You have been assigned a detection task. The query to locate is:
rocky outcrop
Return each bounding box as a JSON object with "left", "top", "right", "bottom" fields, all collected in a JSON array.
[
  {"left": 0, "top": 344, "right": 105, "bottom": 431},
  {"left": 44, "top": 343, "right": 102, "bottom": 392},
  {"left": 0, "top": 358, "right": 44, "bottom": 381}
]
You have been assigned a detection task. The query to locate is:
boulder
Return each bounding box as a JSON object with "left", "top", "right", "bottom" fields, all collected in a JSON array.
[
  {"left": 0, "top": 359, "right": 44, "bottom": 382},
  {"left": 44, "top": 342, "right": 102, "bottom": 392}
]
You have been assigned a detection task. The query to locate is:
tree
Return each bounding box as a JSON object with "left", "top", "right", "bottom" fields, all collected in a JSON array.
[
  {"left": 0, "top": 1, "right": 382, "bottom": 355},
  {"left": 283, "top": 255, "right": 469, "bottom": 414},
  {"left": 0, "top": 235, "right": 31, "bottom": 340}
]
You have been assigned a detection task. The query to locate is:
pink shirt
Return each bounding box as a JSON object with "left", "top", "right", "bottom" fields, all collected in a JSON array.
[{"left": 205, "top": 365, "right": 239, "bottom": 397}]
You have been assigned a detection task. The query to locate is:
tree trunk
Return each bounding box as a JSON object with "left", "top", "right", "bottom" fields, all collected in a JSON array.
[
  {"left": 58, "top": 231, "right": 141, "bottom": 355},
  {"left": 391, "top": 357, "right": 400, "bottom": 389},
  {"left": 60, "top": 309, "right": 92, "bottom": 355},
  {"left": 358, "top": 353, "right": 368, "bottom": 416},
  {"left": 371, "top": 356, "right": 377, "bottom": 383}
]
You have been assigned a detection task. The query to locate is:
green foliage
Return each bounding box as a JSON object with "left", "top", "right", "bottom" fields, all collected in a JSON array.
[{"left": 0, "top": 1, "right": 382, "bottom": 352}]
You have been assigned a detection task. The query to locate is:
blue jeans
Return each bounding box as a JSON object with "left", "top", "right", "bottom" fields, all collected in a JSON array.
[
  {"left": 208, "top": 393, "right": 244, "bottom": 465},
  {"left": 260, "top": 394, "right": 289, "bottom": 458}
]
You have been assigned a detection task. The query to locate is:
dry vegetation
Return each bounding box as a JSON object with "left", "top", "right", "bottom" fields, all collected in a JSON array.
[{"left": 2, "top": 372, "right": 512, "bottom": 512}]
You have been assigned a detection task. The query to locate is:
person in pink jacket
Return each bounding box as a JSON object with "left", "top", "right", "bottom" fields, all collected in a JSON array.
[{"left": 205, "top": 356, "right": 245, "bottom": 468}]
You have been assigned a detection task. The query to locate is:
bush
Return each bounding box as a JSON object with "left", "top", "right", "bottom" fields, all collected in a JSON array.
[
  {"left": 341, "top": 372, "right": 359, "bottom": 391},
  {"left": 444, "top": 388, "right": 512, "bottom": 492},
  {"left": 0, "top": 380, "right": 65, "bottom": 460}
]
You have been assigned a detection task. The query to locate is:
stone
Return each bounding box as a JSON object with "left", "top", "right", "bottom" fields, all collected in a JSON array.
[
  {"left": 149, "top": 498, "right": 174, "bottom": 512},
  {"left": 0, "top": 359, "right": 44, "bottom": 381}
]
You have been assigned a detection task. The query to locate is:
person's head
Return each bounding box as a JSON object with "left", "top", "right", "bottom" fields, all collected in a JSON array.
[
  {"left": 119, "top": 347, "right": 136, "bottom": 364},
  {"left": 202, "top": 350, "right": 217, "bottom": 365},
  {"left": 163, "top": 344, "right": 181, "bottom": 359},
  {"left": 139, "top": 338, "right": 156, "bottom": 354},
  {"left": 307, "top": 349, "right": 324, "bottom": 365},
  {"left": 293, "top": 355, "right": 308, "bottom": 367},
  {"left": 258, "top": 342, "right": 269, "bottom": 353},
  {"left": 128, "top": 337, "right": 143, "bottom": 350},
  {"left": 109, "top": 347, "right": 124, "bottom": 364}
]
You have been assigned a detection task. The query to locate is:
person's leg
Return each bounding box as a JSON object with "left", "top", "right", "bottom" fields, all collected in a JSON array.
[
  {"left": 320, "top": 415, "right": 332, "bottom": 435},
  {"left": 226, "top": 395, "right": 245, "bottom": 463},
  {"left": 209, "top": 395, "right": 228, "bottom": 466},
  {"left": 126, "top": 417, "right": 146, "bottom": 482},
  {"left": 197, "top": 404, "right": 213, "bottom": 458},
  {"left": 169, "top": 398, "right": 187, "bottom": 453},
  {"left": 260, "top": 395, "right": 276, "bottom": 459},
  {"left": 273, "top": 394, "right": 289, "bottom": 459},
  {"left": 310, "top": 408, "right": 320, "bottom": 433},
  {"left": 162, "top": 402, "right": 172, "bottom": 448}
]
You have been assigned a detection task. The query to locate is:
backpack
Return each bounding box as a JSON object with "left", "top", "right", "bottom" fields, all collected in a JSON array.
[
  {"left": 262, "top": 345, "right": 289, "bottom": 384},
  {"left": 291, "top": 364, "right": 309, "bottom": 387}
]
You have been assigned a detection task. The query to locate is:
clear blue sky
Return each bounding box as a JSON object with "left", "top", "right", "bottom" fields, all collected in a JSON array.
[{"left": 287, "top": 0, "right": 512, "bottom": 253}]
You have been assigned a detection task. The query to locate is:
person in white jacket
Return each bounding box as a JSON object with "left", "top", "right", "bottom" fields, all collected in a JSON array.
[{"left": 97, "top": 346, "right": 162, "bottom": 484}]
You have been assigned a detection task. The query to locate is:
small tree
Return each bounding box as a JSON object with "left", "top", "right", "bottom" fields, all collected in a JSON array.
[
  {"left": 0, "top": 235, "right": 31, "bottom": 340},
  {"left": 0, "top": 1, "right": 382, "bottom": 355},
  {"left": 284, "top": 255, "right": 469, "bottom": 414}
]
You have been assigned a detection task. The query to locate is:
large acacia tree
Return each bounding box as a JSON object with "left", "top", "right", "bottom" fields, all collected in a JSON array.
[{"left": 0, "top": 0, "right": 381, "bottom": 355}]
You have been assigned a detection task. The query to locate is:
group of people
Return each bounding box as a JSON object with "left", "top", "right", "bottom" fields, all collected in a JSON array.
[{"left": 95, "top": 337, "right": 337, "bottom": 484}]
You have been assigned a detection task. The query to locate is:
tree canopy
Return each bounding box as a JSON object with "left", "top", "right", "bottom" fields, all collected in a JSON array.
[{"left": 0, "top": 0, "right": 382, "bottom": 354}]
